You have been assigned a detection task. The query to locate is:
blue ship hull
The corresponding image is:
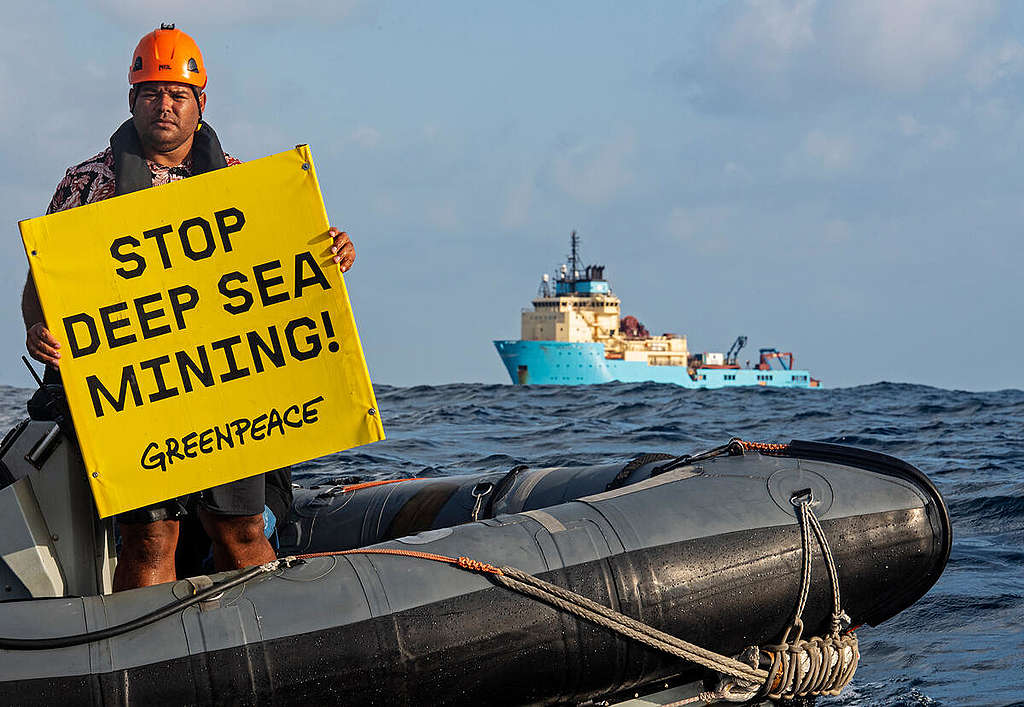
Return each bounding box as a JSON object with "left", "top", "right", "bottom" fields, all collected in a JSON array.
[{"left": 494, "top": 340, "right": 819, "bottom": 388}]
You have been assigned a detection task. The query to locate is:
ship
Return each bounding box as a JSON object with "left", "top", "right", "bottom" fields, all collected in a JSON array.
[{"left": 494, "top": 232, "right": 821, "bottom": 388}]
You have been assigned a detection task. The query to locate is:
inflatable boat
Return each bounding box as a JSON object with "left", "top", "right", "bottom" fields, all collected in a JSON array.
[{"left": 0, "top": 419, "right": 950, "bottom": 705}]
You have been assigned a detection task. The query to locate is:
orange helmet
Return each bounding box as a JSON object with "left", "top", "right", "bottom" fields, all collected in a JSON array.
[{"left": 129, "top": 24, "right": 207, "bottom": 90}]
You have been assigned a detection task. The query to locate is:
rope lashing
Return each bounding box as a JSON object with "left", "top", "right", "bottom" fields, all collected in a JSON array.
[
  {"left": 606, "top": 453, "right": 676, "bottom": 491},
  {"left": 651, "top": 437, "right": 787, "bottom": 477},
  {"left": 736, "top": 439, "right": 791, "bottom": 455},
  {"left": 338, "top": 477, "right": 422, "bottom": 493},
  {"left": 295, "top": 548, "right": 503, "bottom": 575},
  {"left": 764, "top": 632, "right": 859, "bottom": 701},
  {"left": 757, "top": 495, "right": 859, "bottom": 702},
  {"left": 658, "top": 687, "right": 739, "bottom": 706},
  {"left": 315, "top": 477, "right": 424, "bottom": 499}
]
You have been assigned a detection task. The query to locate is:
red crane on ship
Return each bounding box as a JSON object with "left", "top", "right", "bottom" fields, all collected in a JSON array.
[
  {"left": 757, "top": 348, "right": 794, "bottom": 370},
  {"left": 619, "top": 316, "right": 649, "bottom": 339}
]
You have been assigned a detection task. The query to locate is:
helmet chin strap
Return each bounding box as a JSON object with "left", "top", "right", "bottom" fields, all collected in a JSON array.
[{"left": 191, "top": 86, "right": 203, "bottom": 124}]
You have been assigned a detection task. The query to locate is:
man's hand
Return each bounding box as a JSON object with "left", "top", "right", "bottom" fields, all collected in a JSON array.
[
  {"left": 329, "top": 227, "right": 355, "bottom": 273},
  {"left": 27, "top": 323, "right": 61, "bottom": 367}
]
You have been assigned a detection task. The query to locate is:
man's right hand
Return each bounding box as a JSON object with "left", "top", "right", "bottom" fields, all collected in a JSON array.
[{"left": 27, "top": 323, "right": 61, "bottom": 367}]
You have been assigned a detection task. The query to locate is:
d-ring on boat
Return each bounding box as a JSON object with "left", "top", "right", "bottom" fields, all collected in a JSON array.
[{"left": 0, "top": 416, "right": 949, "bottom": 705}]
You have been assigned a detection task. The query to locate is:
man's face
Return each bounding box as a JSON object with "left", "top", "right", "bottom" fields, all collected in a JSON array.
[{"left": 130, "top": 81, "right": 207, "bottom": 154}]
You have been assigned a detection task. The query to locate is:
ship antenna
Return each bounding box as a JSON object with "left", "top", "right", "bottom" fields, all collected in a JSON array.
[{"left": 569, "top": 230, "right": 580, "bottom": 287}]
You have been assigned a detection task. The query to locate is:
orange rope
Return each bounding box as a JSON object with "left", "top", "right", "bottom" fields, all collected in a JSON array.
[
  {"left": 337, "top": 477, "right": 422, "bottom": 493},
  {"left": 737, "top": 439, "right": 791, "bottom": 455},
  {"left": 293, "top": 548, "right": 504, "bottom": 575}
]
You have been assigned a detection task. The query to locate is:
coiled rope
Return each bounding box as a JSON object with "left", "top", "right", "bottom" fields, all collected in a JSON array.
[{"left": 759, "top": 494, "right": 859, "bottom": 701}]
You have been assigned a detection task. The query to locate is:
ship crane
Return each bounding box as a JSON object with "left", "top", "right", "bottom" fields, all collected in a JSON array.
[
  {"left": 725, "top": 335, "right": 747, "bottom": 367},
  {"left": 758, "top": 348, "right": 794, "bottom": 371}
]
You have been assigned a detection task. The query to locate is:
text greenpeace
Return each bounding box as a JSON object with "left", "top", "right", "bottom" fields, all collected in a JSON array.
[
  {"left": 140, "top": 395, "right": 324, "bottom": 472},
  {"left": 20, "top": 146, "right": 384, "bottom": 517}
]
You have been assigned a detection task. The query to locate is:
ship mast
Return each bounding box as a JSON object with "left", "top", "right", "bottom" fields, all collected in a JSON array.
[{"left": 568, "top": 230, "right": 580, "bottom": 291}]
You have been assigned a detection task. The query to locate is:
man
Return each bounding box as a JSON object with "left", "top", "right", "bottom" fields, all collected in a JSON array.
[{"left": 22, "top": 24, "right": 356, "bottom": 591}]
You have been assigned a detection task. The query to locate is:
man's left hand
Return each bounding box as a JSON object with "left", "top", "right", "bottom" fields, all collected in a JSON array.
[{"left": 329, "top": 227, "right": 355, "bottom": 273}]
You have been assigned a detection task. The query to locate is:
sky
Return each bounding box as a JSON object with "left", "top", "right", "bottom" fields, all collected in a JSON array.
[{"left": 2, "top": 0, "right": 1023, "bottom": 391}]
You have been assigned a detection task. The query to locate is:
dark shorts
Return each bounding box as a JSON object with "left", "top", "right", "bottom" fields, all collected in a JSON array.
[{"left": 116, "top": 468, "right": 292, "bottom": 524}]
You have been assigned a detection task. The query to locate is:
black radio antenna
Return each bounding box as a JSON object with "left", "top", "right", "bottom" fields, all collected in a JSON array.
[{"left": 21, "top": 356, "right": 45, "bottom": 388}]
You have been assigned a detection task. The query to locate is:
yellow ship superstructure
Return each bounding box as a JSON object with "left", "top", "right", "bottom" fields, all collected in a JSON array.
[{"left": 520, "top": 258, "right": 688, "bottom": 368}]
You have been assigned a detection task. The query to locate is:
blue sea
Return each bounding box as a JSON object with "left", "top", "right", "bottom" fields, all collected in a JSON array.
[{"left": 2, "top": 381, "right": 1020, "bottom": 705}]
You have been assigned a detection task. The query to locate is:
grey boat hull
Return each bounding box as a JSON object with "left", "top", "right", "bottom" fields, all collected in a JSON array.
[{"left": 0, "top": 440, "right": 950, "bottom": 706}]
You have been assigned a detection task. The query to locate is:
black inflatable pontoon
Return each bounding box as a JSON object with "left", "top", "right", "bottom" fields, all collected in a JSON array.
[{"left": 0, "top": 421, "right": 950, "bottom": 706}]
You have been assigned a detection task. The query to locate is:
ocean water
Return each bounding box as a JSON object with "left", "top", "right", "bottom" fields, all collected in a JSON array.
[{"left": 1, "top": 381, "right": 1020, "bottom": 706}]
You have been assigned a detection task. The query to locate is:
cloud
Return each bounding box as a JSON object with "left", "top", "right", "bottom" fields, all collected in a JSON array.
[
  {"left": 718, "top": 0, "right": 816, "bottom": 79},
  {"left": 216, "top": 119, "right": 290, "bottom": 159},
  {"left": 426, "top": 201, "right": 459, "bottom": 230},
  {"left": 663, "top": 205, "right": 736, "bottom": 253},
  {"left": 347, "top": 126, "right": 381, "bottom": 149},
  {"left": 550, "top": 134, "right": 635, "bottom": 205},
  {"left": 683, "top": 0, "right": 1003, "bottom": 110},
  {"left": 898, "top": 114, "right": 921, "bottom": 137},
  {"left": 800, "top": 130, "right": 856, "bottom": 172},
  {"left": 967, "top": 39, "right": 1024, "bottom": 90},
  {"left": 822, "top": 218, "right": 852, "bottom": 245},
  {"left": 502, "top": 173, "right": 535, "bottom": 229},
  {"left": 90, "top": 0, "right": 362, "bottom": 27},
  {"left": 723, "top": 161, "right": 751, "bottom": 181},
  {"left": 896, "top": 114, "right": 957, "bottom": 150},
  {"left": 827, "top": 0, "right": 997, "bottom": 91},
  {"left": 665, "top": 206, "right": 697, "bottom": 242}
]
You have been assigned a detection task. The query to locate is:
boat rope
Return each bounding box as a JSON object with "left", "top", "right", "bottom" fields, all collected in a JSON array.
[
  {"left": 655, "top": 683, "right": 751, "bottom": 707},
  {"left": 298, "top": 545, "right": 766, "bottom": 684},
  {"left": 757, "top": 494, "right": 859, "bottom": 702},
  {"left": 491, "top": 565, "right": 768, "bottom": 683},
  {"left": 650, "top": 439, "right": 743, "bottom": 475},
  {"left": 302, "top": 482, "right": 858, "bottom": 703},
  {"left": 736, "top": 439, "right": 791, "bottom": 455},
  {"left": 0, "top": 558, "right": 296, "bottom": 651},
  {"left": 337, "top": 477, "right": 421, "bottom": 493},
  {"left": 652, "top": 437, "right": 792, "bottom": 476},
  {"left": 605, "top": 453, "right": 676, "bottom": 492},
  {"left": 296, "top": 547, "right": 504, "bottom": 574}
]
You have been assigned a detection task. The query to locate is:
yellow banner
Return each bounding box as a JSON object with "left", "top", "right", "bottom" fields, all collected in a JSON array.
[{"left": 20, "top": 145, "right": 384, "bottom": 517}]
